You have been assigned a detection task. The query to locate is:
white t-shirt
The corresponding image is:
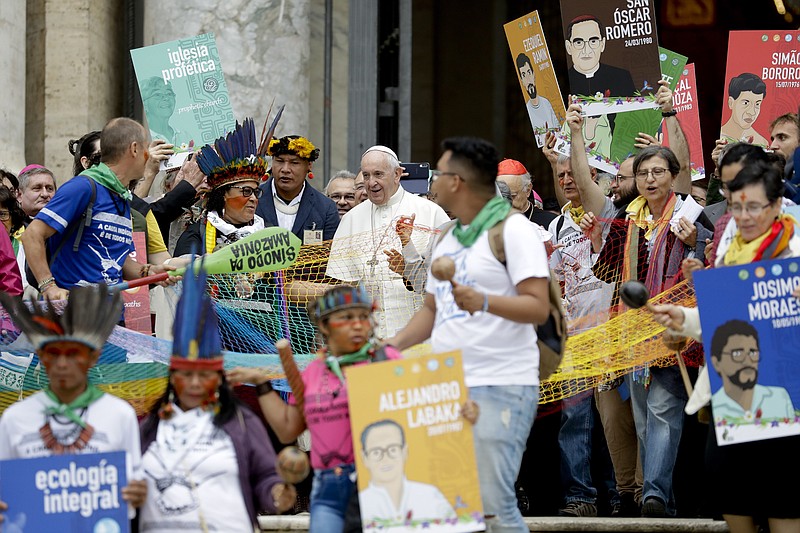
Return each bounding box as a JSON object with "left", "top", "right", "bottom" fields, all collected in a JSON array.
[
  {"left": 359, "top": 478, "right": 456, "bottom": 524},
  {"left": 547, "top": 198, "right": 615, "bottom": 333},
  {"left": 139, "top": 407, "right": 251, "bottom": 533},
  {"left": 426, "top": 213, "right": 550, "bottom": 387},
  {"left": 0, "top": 391, "right": 143, "bottom": 518}
]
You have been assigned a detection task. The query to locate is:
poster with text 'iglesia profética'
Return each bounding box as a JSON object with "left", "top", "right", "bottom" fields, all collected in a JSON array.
[{"left": 131, "top": 33, "right": 235, "bottom": 169}]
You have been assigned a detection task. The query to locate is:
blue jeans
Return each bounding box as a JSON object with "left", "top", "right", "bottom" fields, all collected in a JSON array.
[
  {"left": 628, "top": 373, "right": 685, "bottom": 516},
  {"left": 471, "top": 385, "right": 538, "bottom": 533},
  {"left": 309, "top": 463, "right": 356, "bottom": 533},
  {"left": 559, "top": 390, "right": 597, "bottom": 505}
]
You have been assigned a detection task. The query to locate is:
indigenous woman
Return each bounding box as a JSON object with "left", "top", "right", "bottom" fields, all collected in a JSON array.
[
  {"left": 590, "top": 145, "right": 714, "bottom": 517},
  {"left": 0, "top": 286, "right": 147, "bottom": 519},
  {"left": 227, "top": 285, "right": 402, "bottom": 533},
  {"left": 173, "top": 121, "right": 265, "bottom": 259},
  {"left": 137, "top": 261, "right": 295, "bottom": 532},
  {"left": 652, "top": 162, "right": 800, "bottom": 533}
]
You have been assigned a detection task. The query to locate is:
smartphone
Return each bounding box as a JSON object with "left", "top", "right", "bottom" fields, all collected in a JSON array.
[
  {"left": 402, "top": 162, "right": 430, "bottom": 179},
  {"left": 400, "top": 162, "right": 431, "bottom": 194}
]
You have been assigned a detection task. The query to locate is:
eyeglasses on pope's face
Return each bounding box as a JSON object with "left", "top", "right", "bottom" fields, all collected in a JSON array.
[{"left": 229, "top": 185, "right": 263, "bottom": 198}]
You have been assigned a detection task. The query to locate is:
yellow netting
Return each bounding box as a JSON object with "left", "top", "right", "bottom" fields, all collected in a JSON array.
[{"left": 0, "top": 215, "right": 701, "bottom": 415}]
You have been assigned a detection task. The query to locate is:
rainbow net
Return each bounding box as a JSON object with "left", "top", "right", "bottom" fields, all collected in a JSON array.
[{"left": 0, "top": 216, "right": 703, "bottom": 417}]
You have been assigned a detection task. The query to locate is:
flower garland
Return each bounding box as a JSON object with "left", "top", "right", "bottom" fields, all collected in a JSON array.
[{"left": 268, "top": 135, "right": 320, "bottom": 161}]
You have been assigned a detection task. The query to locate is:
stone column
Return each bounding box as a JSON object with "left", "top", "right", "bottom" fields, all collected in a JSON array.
[
  {"left": 143, "top": 0, "right": 312, "bottom": 147},
  {"left": 25, "top": 0, "right": 125, "bottom": 183},
  {"left": 0, "top": 0, "right": 27, "bottom": 174}
]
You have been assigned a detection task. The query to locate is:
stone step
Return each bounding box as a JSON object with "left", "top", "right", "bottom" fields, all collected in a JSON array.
[{"left": 258, "top": 515, "right": 730, "bottom": 532}]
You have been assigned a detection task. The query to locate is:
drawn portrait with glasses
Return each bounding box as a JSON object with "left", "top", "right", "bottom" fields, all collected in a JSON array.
[
  {"left": 563, "top": 14, "right": 636, "bottom": 99},
  {"left": 358, "top": 419, "right": 457, "bottom": 523},
  {"left": 710, "top": 319, "right": 795, "bottom": 421}
]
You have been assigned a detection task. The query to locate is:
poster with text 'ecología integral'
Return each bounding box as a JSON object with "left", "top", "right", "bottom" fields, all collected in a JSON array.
[
  {"left": 504, "top": 10, "right": 566, "bottom": 147},
  {"left": 0, "top": 451, "right": 129, "bottom": 532},
  {"left": 131, "top": 33, "right": 235, "bottom": 170}
]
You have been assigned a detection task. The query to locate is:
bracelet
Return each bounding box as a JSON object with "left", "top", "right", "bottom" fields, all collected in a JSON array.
[
  {"left": 37, "top": 276, "right": 55, "bottom": 290},
  {"left": 661, "top": 110, "right": 677, "bottom": 118},
  {"left": 139, "top": 263, "right": 152, "bottom": 278},
  {"left": 256, "top": 381, "right": 274, "bottom": 396},
  {"left": 481, "top": 293, "right": 489, "bottom": 313}
]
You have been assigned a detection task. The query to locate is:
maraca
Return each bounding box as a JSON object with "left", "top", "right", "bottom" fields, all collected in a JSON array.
[
  {"left": 276, "top": 445, "right": 310, "bottom": 484},
  {"left": 431, "top": 256, "right": 456, "bottom": 284}
]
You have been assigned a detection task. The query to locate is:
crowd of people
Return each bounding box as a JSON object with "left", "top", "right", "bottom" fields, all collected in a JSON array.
[{"left": 0, "top": 74, "right": 798, "bottom": 533}]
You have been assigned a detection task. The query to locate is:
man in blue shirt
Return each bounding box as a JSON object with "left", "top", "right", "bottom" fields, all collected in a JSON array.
[{"left": 22, "top": 117, "right": 175, "bottom": 299}]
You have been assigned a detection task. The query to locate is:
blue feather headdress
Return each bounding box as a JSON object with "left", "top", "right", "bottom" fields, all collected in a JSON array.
[
  {"left": 170, "top": 257, "right": 224, "bottom": 370},
  {"left": 195, "top": 105, "right": 285, "bottom": 192}
]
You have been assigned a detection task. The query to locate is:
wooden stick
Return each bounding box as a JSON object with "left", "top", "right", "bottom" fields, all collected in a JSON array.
[{"left": 276, "top": 339, "right": 306, "bottom": 419}]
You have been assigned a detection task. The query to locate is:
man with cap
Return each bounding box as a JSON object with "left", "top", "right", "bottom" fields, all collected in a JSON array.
[
  {"left": 0, "top": 285, "right": 147, "bottom": 525},
  {"left": 496, "top": 158, "right": 557, "bottom": 228},
  {"left": 256, "top": 135, "right": 339, "bottom": 244},
  {"left": 326, "top": 145, "right": 449, "bottom": 338}
]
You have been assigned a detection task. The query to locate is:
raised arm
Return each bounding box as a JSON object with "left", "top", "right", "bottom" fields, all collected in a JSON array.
[
  {"left": 657, "top": 80, "right": 691, "bottom": 195},
  {"left": 566, "top": 103, "right": 607, "bottom": 215}
]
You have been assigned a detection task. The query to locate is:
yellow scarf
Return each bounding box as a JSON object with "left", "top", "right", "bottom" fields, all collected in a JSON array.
[
  {"left": 563, "top": 202, "right": 586, "bottom": 225},
  {"left": 625, "top": 195, "right": 662, "bottom": 242},
  {"left": 723, "top": 214, "right": 796, "bottom": 266}
]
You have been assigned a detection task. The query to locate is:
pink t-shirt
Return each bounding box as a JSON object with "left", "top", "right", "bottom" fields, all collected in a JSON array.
[{"left": 290, "top": 346, "right": 401, "bottom": 470}]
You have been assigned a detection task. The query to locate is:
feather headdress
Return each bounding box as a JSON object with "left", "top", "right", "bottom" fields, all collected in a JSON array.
[
  {"left": 170, "top": 257, "right": 224, "bottom": 370},
  {"left": 195, "top": 104, "right": 286, "bottom": 191},
  {"left": 0, "top": 285, "right": 122, "bottom": 351}
]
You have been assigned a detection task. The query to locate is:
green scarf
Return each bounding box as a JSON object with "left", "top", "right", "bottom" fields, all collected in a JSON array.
[
  {"left": 44, "top": 385, "right": 105, "bottom": 428},
  {"left": 81, "top": 163, "right": 133, "bottom": 200},
  {"left": 325, "top": 342, "right": 373, "bottom": 384},
  {"left": 452, "top": 196, "right": 511, "bottom": 248}
]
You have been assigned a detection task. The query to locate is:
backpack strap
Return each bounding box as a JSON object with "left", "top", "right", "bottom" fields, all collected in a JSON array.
[
  {"left": 49, "top": 177, "right": 97, "bottom": 265},
  {"left": 435, "top": 208, "right": 519, "bottom": 266},
  {"left": 555, "top": 214, "right": 566, "bottom": 241}
]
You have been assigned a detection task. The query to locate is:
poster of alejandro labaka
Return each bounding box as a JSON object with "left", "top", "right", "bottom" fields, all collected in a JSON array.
[
  {"left": 347, "top": 351, "right": 485, "bottom": 533},
  {"left": 131, "top": 33, "right": 235, "bottom": 169},
  {"left": 559, "top": 0, "right": 662, "bottom": 116},
  {"left": 663, "top": 63, "right": 705, "bottom": 181},
  {"left": 0, "top": 451, "right": 129, "bottom": 531},
  {"left": 720, "top": 30, "right": 800, "bottom": 148},
  {"left": 694, "top": 258, "right": 800, "bottom": 446},
  {"left": 503, "top": 10, "right": 566, "bottom": 147}
]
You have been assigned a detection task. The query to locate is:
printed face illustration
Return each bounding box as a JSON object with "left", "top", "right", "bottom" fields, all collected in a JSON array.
[
  {"left": 728, "top": 91, "right": 763, "bottom": 130},
  {"left": 713, "top": 334, "right": 760, "bottom": 391},
  {"left": 362, "top": 424, "right": 407, "bottom": 485},
  {"left": 566, "top": 20, "right": 605, "bottom": 75},
  {"left": 519, "top": 61, "right": 537, "bottom": 99}
]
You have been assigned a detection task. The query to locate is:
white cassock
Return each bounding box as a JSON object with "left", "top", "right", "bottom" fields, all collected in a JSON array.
[{"left": 326, "top": 187, "right": 450, "bottom": 338}]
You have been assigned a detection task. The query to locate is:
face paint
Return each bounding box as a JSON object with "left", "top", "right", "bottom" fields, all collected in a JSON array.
[
  {"left": 171, "top": 370, "right": 222, "bottom": 410},
  {"left": 739, "top": 192, "right": 747, "bottom": 202},
  {"left": 226, "top": 194, "right": 250, "bottom": 209}
]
